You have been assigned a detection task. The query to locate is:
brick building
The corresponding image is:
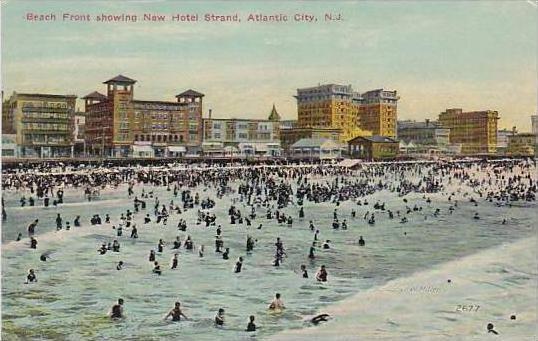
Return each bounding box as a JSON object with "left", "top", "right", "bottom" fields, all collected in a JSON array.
[
  {"left": 83, "top": 75, "right": 204, "bottom": 157},
  {"left": 295, "top": 84, "right": 376, "bottom": 142},
  {"left": 359, "top": 89, "right": 399, "bottom": 138},
  {"left": 438, "top": 108, "right": 499, "bottom": 155}
]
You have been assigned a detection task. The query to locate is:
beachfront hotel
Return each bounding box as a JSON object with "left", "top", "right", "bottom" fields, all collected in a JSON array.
[
  {"left": 358, "top": 89, "right": 399, "bottom": 138},
  {"left": 2, "top": 92, "right": 77, "bottom": 158},
  {"left": 438, "top": 108, "right": 499, "bottom": 155},
  {"left": 83, "top": 75, "right": 204, "bottom": 157},
  {"left": 294, "top": 84, "right": 398, "bottom": 143}
]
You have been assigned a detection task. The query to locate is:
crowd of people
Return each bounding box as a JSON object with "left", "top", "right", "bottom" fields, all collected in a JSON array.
[{"left": 2, "top": 158, "right": 535, "bottom": 335}]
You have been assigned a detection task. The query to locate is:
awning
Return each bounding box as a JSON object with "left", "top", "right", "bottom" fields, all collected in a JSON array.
[
  {"left": 132, "top": 145, "right": 153, "bottom": 152},
  {"left": 202, "top": 142, "right": 223, "bottom": 147},
  {"left": 255, "top": 144, "right": 268, "bottom": 152},
  {"left": 224, "top": 146, "right": 238, "bottom": 152},
  {"left": 167, "top": 146, "right": 186, "bottom": 152}
]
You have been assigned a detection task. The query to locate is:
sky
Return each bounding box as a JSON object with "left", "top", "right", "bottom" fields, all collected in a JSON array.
[{"left": 1, "top": 0, "right": 537, "bottom": 130}]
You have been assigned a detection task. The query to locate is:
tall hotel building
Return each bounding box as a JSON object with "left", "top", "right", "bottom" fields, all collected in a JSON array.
[
  {"left": 84, "top": 75, "right": 204, "bottom": 157},
  {"left": 359, "top": 89, "right": 399, "bottom": 138},
  {"left": 438, "top": 108, "right": 499, "bottom": 155},
  {"left": 295, "top": 84, "right": 397, "bottom": 142},
  {"left": 2, "top": 92, "right": 76, "bottom": 157}
]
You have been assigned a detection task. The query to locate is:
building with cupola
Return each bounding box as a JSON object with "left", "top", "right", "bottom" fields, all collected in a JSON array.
[{"left": 83, "top": 75, "right": 204, "bottom": 157}]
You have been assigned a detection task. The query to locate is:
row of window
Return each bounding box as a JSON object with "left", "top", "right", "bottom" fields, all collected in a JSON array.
[
  {"left": 134, "top": 103, "right": 182, "bottom": 111},
  {"left": 23, "top": 123, "right": 68, "bottom": 131},
  {"left": 135, "top": 134, "right": 185, "bottom": 143},
  {"left": 23, "top": 134, "right": 66, "bottom": 143},
  {"left": 22, "top": 101, "right": 68, "bottom": 109},
  {"left": 23, "top": 112, "right": 68, "bottom": 119},
  {"left": 211, "top": 123, "right": 273, "bottom": 130},
  {"left": 178, "top": 97, "right": 201, "bottom": 103},
  {"left": 211, "top": 132, "right": 273, "bottom": 140}
]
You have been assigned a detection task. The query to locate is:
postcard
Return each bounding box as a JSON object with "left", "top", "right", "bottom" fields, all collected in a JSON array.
[{"left": 1, "top": 1, "right": 537, "bottom": 340}]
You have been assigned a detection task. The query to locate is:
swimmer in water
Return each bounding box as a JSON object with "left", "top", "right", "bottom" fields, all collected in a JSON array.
[
  {"left": 109, "top": 298, "right": 124, "bottom": 319},
  {"left": 246, "top": 315, "right": 256, "bottom": 332},
  {"left": 116, "top": 261, "right": 124, "bottom": 270},
  {"left": 268, "top": 293, "right": 285, "bottom": 310},
  {"left": 316, "top": 265, "right": 328, "bottom": 282},
  {"left": 215, "top": 308, "right": 225, "bottom": 326},
  {"left": 358, "top": 236, "right": 365, "bottom": 246},
  {"left": 27, "top": 219, "right": 38, "bottom": 237},
  {"left": 171, "top": 254, "right": 179, "bottom": 269},
  {"left": 164, "top": 301, "right": 188, "bottom": 321},
  {"left": 30, "top": 236, "right": 38, "bottom": 249},
  {"left": 309, "top": 242, "right": 316, "bottom": 259},
  {"left": 301, "top": 264, "right": 308, "bottom": 278},
  {"left": 234, "top": 257, "right": 243, "bottom": 273},
  {"left": 173, "top": 236, "right": 181, "bottom": 249},
  {"left": 153, "top": 261, "right": 162, "bottom": 275},
  {"left": 311, "top": 313, "right": 330, "bottom": 325},
  {"left": 130, "top": 225, "right": 138, "bottom": 239},
  {"left": 486, "top": 323, "right": 498, "bottom": 335},
  {"left": 98, "top": 243, "right": 107, "bottom": 255},
  {"left": 25, "top": 269, "right": 37, "bottom": 284}
]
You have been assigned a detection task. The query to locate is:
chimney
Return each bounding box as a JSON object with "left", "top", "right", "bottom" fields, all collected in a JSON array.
[{"left": 208, "top": 109, "right": 212, "bottom": 119}]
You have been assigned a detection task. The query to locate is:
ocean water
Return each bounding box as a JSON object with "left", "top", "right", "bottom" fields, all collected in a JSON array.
[
  {"left": 272, "top": 236, "right": 538, "bottom": 340},
  {"left": 1, "top": 162, "right": 536, "bottom": 340}
]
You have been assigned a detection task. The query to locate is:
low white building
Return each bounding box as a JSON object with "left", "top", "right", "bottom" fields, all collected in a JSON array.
[
  {"left": 1, "top": 134, "right": 18, "bottom": 158},
  {"left": 290, "top": 138, "right": 341, "bottom": 159},
  {"left": 131, "top": 142, "right": 154, "bottom": 158}
]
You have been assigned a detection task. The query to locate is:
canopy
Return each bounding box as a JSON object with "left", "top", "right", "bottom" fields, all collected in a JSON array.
[
  {"left": 132, "top": 145, "right": 153, "bottom": 152},
  {"left": 167, "top": 146, "right": 186, "bottom": 152}
]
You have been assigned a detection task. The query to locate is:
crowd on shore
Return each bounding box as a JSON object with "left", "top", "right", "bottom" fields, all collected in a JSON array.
[{"left": 2, "top": 158, "right": 536, "bottom": 335}]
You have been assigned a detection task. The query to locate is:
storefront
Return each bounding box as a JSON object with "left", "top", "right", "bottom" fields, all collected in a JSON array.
[
  {"left": 166, "top": 145, "right": 187, "bottom": 158},
  {"left": 131, "top": 144, "right": 154, "bottom": 158}
]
